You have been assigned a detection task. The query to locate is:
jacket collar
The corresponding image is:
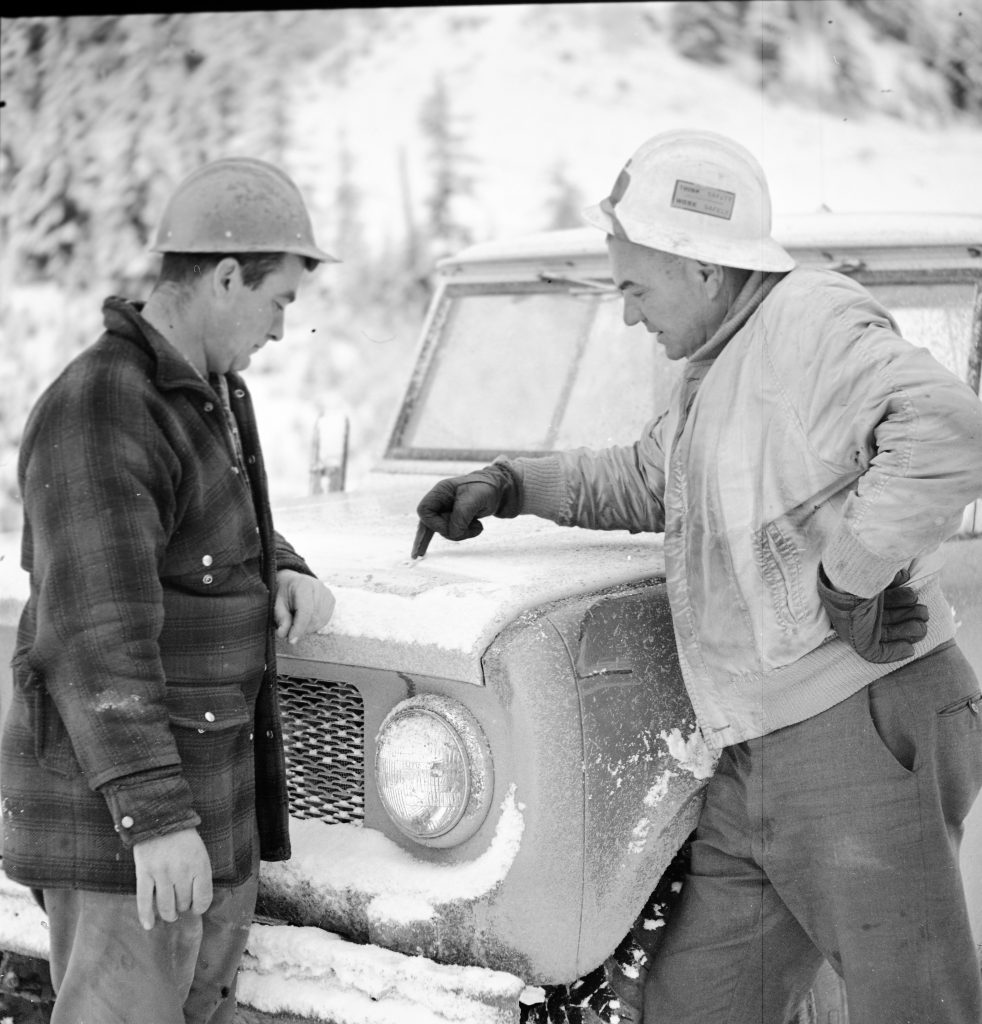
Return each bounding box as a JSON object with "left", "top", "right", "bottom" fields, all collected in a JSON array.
[
  {"left": 688, "top": 270, "right": 789, "bottom": 365},
  {"left": 102, "top": 296, "right": 217, "bottom": 395}
]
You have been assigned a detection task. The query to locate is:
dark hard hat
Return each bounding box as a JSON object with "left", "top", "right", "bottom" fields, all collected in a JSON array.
[{"left": 150, "top": 157, "right": 338, "bottom": 263}]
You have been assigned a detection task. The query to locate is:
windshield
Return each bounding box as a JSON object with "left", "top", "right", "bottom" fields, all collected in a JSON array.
[
  {"left": 870, "top": 282, "right": 976, "bottom": 380},
  {"left": 394, "top": 283, "right": 684, "bottom": 458},
  {"left": 389, "top": 278, "right": 978, "bottom": 460}
]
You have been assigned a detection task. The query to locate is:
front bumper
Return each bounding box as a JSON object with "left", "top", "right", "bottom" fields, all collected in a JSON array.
[
  {"left": 0, "top": 870, "right": 528, "bottom": 1024},
  {"left": 255, "top": 786, "right": 536, "bottom": 977},
  {"left": 237, "top": 919, "right": 527, "bottom": 1024}
]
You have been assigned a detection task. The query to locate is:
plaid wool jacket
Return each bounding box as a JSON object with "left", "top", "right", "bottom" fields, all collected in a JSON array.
[{"left": 1, "top": 297, "right": 314, "bottom": 891}]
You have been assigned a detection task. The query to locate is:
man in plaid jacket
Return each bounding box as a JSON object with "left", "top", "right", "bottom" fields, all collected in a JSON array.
[{"left": 1, "top": 158, "right": 337, "bottom": 1024}]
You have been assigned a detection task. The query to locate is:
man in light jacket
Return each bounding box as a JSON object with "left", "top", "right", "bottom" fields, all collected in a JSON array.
[
  {"left": 415, "top": 130, "right": 982, "bottom": 1023},
  {"left": 2, "top": 158, "right": 337, "bottom": 1024}
]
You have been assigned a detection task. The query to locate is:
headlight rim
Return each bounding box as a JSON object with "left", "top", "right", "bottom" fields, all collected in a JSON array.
[{"left": 374, "top": 693, "right": 494, "bottom": 847}]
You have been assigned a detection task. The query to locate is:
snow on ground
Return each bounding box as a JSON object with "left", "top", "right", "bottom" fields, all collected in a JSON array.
[{"left": 0, "top": 873, "right": 49, "bottom": 960}]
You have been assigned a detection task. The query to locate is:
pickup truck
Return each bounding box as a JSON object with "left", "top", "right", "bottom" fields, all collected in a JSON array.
[{"left": 1, "top": 211, "right": 980, "bottom": 1024}]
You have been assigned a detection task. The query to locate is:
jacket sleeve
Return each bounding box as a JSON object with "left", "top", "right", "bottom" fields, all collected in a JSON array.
[
  {"left": 20, "top": 369, "right": 198, "bottom": 846},
  {"left": 508, "top": 412, "right": 669, "bottom": 533},
  {"left": 815, "top": 311, "right": 982, "bottom": 598},
  {"left": 274, "top": 530, "right": 316, "bottom": 577}
]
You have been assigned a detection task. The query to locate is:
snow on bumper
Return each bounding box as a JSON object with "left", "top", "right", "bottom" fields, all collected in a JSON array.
[
  {"left": 238, "top": 923, "right": 527, "bottom": 1024},
  {"left": 259, "top": 787, "right": 526, "bottom": 967}
]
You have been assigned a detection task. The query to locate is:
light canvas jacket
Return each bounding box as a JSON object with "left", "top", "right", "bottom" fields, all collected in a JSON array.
[{"left": 512, "top": 267, "right": 982, "bottom": 747}]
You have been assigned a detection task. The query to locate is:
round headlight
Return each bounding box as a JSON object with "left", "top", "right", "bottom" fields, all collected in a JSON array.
[{"left": 375, "top": 695, "right": 493, "bottom": 845}]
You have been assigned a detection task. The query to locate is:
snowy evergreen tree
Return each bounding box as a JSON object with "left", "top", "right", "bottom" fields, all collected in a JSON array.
[
  {"left": 418, "top": 73, "right": 476, "bottom": 260},
  {"left": 0, "top": 12, "right": 333, "bottom": 294},
  {"left": 669, "top": 0, "right": 749, "bottom": 65}
]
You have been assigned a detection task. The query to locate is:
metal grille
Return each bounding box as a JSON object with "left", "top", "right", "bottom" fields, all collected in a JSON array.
[{"left": 278, "top": 674, "right": 365, "bottom": 825}]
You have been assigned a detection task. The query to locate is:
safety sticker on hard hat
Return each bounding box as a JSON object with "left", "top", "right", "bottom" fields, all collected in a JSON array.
[{"left": 671, "top": 180, "right": 736, "bottom": 220}]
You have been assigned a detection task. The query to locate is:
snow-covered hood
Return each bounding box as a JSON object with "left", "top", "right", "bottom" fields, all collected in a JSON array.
[{"left": 274, "top": 485, "right": 666, "bottom": 683}]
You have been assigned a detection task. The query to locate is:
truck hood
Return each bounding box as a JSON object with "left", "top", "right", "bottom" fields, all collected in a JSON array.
[{"left": 274, "top": 485, "right": 666, "bottom": 684}]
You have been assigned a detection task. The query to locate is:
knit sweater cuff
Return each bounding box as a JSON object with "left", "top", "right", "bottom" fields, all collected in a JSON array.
[
  {"left": 822, "top": 525, "right": 902, "bottom": 598},
  {"left": 510, "top": 456, "right": 568, "bottom": 522}
]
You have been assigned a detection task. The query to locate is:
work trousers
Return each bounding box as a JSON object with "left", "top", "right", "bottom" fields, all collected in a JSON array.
[
  {"left": 644, "top": 640, "right": 982, "bottom": 1024},
  {"left": 44, "top": 861, "right": 259, "bottom": 1024}
]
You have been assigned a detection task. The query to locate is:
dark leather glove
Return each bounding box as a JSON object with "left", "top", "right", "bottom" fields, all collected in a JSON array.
[
  {"left": 415, "top": 463, "right": 521, "bottom": 545},
  {"left": 817, "top": 565, "right": 929, "bottom": 664}
]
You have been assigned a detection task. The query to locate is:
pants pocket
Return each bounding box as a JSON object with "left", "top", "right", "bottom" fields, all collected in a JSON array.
[
  {"left": 937, "top": 693, "right": 982, "bottom": 718},
  {"left": 934, "top": 689, "right": 982, "bottom": 827},
  {"left": 865, "top": 678, "right": 918, "bottom": 775}
]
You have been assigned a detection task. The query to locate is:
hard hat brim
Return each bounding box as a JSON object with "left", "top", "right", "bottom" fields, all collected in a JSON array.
[
  {"left": 582, "top": 203, "right": 795, "bottom": 273},
  {"left": 150, "top": 240, "right": 340, "bottom": 264}
]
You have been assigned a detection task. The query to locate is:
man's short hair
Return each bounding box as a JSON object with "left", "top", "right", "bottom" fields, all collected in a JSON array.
[{"left": 158, "top": 251, "right": 318, "bottom": 290}]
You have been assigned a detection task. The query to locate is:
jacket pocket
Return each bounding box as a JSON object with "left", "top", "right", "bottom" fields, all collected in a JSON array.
[
  {"left": 19, "top": 670, "right": 80, "bottom": 779},
  {"left": 165, "top": 685, "right": 252, "bottom": 768},
  {"left": 754, "top": 519, "right": 808, "bottom": 634},
  {"left": 166, "top": 685, "right": 255, "bottom": 881}
]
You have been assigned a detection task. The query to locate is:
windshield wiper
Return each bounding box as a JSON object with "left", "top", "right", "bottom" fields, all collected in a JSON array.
[{"left": 537, "top": 273, "right": 618, "bottom": 296}]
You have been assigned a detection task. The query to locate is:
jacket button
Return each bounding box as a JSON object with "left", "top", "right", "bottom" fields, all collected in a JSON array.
[
  {"left": 204, "top": 711, "right": 216, "bottom": 722},
  {"left": 248, "top": 455, "right": 256, "bottom": 465},
  {"left": 202, "top": 555, "right": 213, "bottom": 567},
  {"left": 203, "top": 402, "right": 214, "bottom": 412},
  {"left": 231, "top": 466, "right": 240, "bottom": 475},
  {"left": 234, "top": 389, "right": 246, "bottom": 399},
  {"left": 121, "top": 815, "right": 134, "bottom": 829},
  {"left": 202, "top": 574, "right": 214, "bottom": 584}
]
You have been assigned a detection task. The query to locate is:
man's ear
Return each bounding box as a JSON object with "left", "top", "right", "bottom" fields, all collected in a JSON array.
[
  {"left": 694, "top": 260, "right": 726, "bottom": 296},
  {"left": 212, "top": 257, "right": 242, "bottom": 296}
]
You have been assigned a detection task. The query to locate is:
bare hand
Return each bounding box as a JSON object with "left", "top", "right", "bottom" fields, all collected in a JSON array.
[
  {"left": 133, "top": 828, "right": 213, "bottom": 930},
  {"left": 275, "top": 569, "right": 336, "bottom": 644}
]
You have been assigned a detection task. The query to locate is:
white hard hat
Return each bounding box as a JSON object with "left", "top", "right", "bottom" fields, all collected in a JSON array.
[{"left": 583, "top": 130, "right": 794, "bottom": 272}]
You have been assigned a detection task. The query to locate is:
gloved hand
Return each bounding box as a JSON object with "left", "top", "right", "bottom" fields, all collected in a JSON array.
[
  {"left": 817, "top": 565, "right": 929, "bottom": 664},
  {"left": 415, "top": 463, "right": 521, "bottom": 549}
]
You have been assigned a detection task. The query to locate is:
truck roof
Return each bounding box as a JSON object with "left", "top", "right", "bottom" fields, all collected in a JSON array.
[{"left": 437, "top": 211, "right": 982, "bottom": 279}]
